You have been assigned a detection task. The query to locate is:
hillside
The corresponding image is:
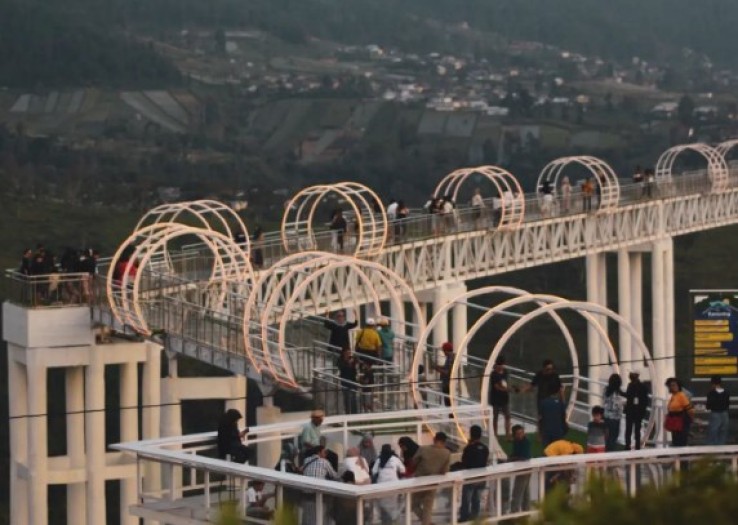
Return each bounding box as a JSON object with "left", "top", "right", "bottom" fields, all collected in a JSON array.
[{"left": 0, "top": 0, "right": 181, "bottom": 88}]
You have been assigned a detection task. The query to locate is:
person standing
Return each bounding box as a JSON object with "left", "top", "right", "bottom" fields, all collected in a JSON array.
[
  {"left": 372, "top": 444, "right": 406, "bottom": 525},
  {"left": 633, "top": 165, "right": 644, "bottom": 197},
  {"left": 665, "top": 378, "right": 694, "bottom": 447},
  {"left": 560, "top": 176, "right": 572, "bottom": 214},
  {"left": 489, "top": 357, "right": 512, "bottom": 439},
  {"left": 412, "top": 432, "right": 451, "bottom": 525},
  {"left": 338, "top": 348, "right": 359, "bottom": 414},
  {"left": 603, "top": 373, "right": 625, "bottom": 451},
  {"left": 523, "top": 359, "right": 563, "bottom": 414},
  {"left": 581, "top": 178, "right": 594, "bottom": 212},
  {"left": 355, "top": 318, "right": 383, "bottom": 363},
  {"left": 458, "top": 425, "right": 490, "bottom": 522},
  {"left": 398, "top": 436, "right": 420, "bottom": 477},
  {"left": 300, "top": 410, "right": 325, "bottom": 457},
  {"left": 323, "top": 309, "right": 357, "bottom": 353},
  {"left": 509, "top": 425, "right": 532, "bottom": 513},
  {"left": 330, "top": 209, "right": 348, "bottom": 252},
  {"left": 434, "top": 342, "right": 455, "bottom": 407},
  {"left": 471, "top": 187, "right": 485, "bottom": 228},
  {"left": 302, "top": 446, "right": 340, "bottom": 525},
  {"left": 586, "top": 406, "right": 608, "bottom": 453},
  {"left": 624, "top": 370, "right": 648, "bottom": 450},
  {"left": 706, "top": 375, "right": 730, "bottom": 446},
  {"left": 539, "top": 386, "right": 567, "bottom": 447},
  {"left": 377, "top": 317, "right": 395, "bottom": 363}
]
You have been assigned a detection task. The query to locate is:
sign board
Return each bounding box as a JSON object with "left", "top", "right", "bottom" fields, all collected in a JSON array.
[{"left": 692, "top": 290, "right": 738, "bottom": 376}]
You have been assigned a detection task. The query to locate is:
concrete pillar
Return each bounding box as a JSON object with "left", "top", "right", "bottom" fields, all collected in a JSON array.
[
  {"left": 66, "top": 367, "right": 86, "bottom": 525},
  {"left": 225, "top": 375, "right": 247, "bottom": 415},
  {"left": 27, "top": 361, "right": 48, "bottom": 525},
  {"left": 431, "top": 286, "right": 450, "bottom": 354},
  {"left": 142, "top": 344, "right": 162, "bottom": 494},
  {"left": 85, "top": 352, "right": 106, "bottom": 525},
  {"left": 586, "top": 253, "right": 608, "bottom": 396},
  {"left": 663, "top": 239, "right": 676, "bottom": 381},
  {"left": 629, "top": 253, "right": 644, "bottom": 368},
  {"left": 119, "top": 362, "right": 139, "bottom": 525},
  {"left": 8, "top": 352, "right": 29, "bottom": 525},
  {"left": 651, "top": 241, "right": 667, "bottom": 392},
  {"left": 617, "top": 250, "right": 632, "bottom": 367},
  {"left": 256, "top": 405, "right": 283, "bottom": 468}
]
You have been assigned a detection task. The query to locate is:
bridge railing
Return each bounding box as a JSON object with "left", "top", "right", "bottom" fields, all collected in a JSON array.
[
  {"left": 4, "top": 269, "right": 92, "bottom": 308},
  {"left": 113, "top": 408, "right": 738, "bottom": 525}
]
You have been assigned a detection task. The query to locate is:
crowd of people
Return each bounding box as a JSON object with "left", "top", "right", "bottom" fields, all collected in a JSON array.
[{"left": 17, "top": 244, "right": 98, "bottom": 304}]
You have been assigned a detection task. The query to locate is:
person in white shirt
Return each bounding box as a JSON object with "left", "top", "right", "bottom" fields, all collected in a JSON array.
[
  {"left": 340, "top": 447, "right": 371, "bottom": 485},
  {"left": 246, "top": 480, "right": 274, "bottom": 519},
  {"left": 372, "top": 444, "right": 407, "bottom": 524},
  {"left": 471, "top": 187, "right": 485, "bottom": 228}
]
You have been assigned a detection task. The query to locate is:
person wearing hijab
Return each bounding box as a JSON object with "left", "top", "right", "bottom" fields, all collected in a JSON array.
[
  {"left": 358, "top": 433, "right": 377, "bottom": 468},
  {"left": 372, "top": 444, "right": 406, "bottom": 524},
  {"left": 216, "top": 408, "right": 249, "bottom": 463}
]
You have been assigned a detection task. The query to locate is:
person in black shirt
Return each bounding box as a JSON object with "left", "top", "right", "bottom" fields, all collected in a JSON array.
[
  {"left": 323, "top": 309, "right": 358, "bottom": 352},
  {"left": 706, "top": 375, "right": 730, "bottom": 445},
  {"left": 489, "top": 357, "right": 512, "bottom": 439},
  {"left": 217, "top": 409, "right": 250, "bottom": 463},
  {"left": 338, "top": 348, "right": 359, "bottom": 414},
  {"left": 624, "top": 370, "right": 649, "bottom": 450},
  {"left": 523, "top": 359, "right": 563, "bottom": 413},
  {"left": 458, "top": 425, "right": 489, "bottom": 522}
]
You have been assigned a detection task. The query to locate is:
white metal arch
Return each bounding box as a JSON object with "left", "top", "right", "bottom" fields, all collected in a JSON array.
[
  {"left": 433, "top": 166, "right": 525, "bottom": 229},
  {"left": 478, "top": 297, "right": 657, "bottom": 450},
  {"left": 255, "top": 254, "right": 424, "bottom": 387},
  {"left": 655, "top": 143, "right": 729, "bottom": 192},
  {"left": 107, "top": 223, "right": 253, "bottom": 335},
  {"left": 281, "top": 182, "right": 387, "bottom": 257},
  {"left": 411, "top": 289, "right": 610, "bottom": 442},
  {"left": 134, "top": 200, "right": 250, "bottom": 252},
  {"left": 538, "top": 156, "right": 620, "bottom": 212}
]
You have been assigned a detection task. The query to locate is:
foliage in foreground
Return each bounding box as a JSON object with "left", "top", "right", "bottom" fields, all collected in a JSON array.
[{"left": 533, "top": 461, "right": 738, "bottom": 525}]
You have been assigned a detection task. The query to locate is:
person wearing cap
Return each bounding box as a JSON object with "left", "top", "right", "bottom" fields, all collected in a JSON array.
[
  {"left": 434, "top": 342, "right": 455, "bottom": 407},
  {"left": 377, "top": 317, "right": 396, "bottom": 363},
  {"left": 354, "top": 317, "right": 383, "bottom": 363},
  {"left": 216, "top": 408, "right": 250, "bottom": 463},
  {"left": 300, "top": 409, "right": 325, "bottom": 456},
  {"left": 706, "top": 376, "right": 730, "bottom": 445},
  {"left": 624, "top": 370, "right": 649, "bottom": 450},
  {"left": 412, "top": 432, "right": 451, "bottom": 525}
]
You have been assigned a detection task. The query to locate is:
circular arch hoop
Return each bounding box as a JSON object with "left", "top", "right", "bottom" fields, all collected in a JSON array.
[
  {"left": 252, "top": 253, "right": 425, "bottom": 387},
  {"left": 411, "top": 288, "right": 615, "bottom": 442},
  {"left": 479, "top": 297, "right": 657, "bottom": 450},
  {"left": 134, "top": 200, "right": 250, "bottom": 253},
  {"left": 433, "top": 166, "right": 525, "bottom": 229},
  {"left": 107, "top": 223, "right": 253, "bottom": 335},
  {"left": 655, "top": 143, "right": 729, "bottom": 192},
  {"left": 281, "top": 182, "right": 387, "bottom": 257},
  {"left": 716, "top": 139, "right": 738, "bottom": 164},
  {"left": 538, "top": 156, "right": 620, "bottom": 212}
]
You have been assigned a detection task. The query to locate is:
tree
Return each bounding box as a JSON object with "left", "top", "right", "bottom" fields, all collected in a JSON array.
[{"left": 533, "top": 462, "right": 738, "bottom": 525}]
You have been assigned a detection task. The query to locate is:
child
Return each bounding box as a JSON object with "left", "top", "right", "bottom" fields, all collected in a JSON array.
[{"left": 587, "top": 406, "right": 608, "bottom": 453}]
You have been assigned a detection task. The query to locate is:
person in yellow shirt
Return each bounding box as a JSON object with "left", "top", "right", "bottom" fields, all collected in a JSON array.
[
  {"left": 543, "top": 439, "right": 583, "bottom": 493},
  {"left": 665, "top": 378, "right": 694, "bottom": 447},
  {"left": 354, "top": 318, "right": 382, "bottom": 363}
]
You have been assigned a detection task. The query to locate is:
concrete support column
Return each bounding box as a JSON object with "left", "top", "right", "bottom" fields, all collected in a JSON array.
[
  {"left": 85, "top": 352, "right": 106, "bottom": 525},
  {"left": 142, "top": 344, "right": 162, "bottom": 495},
  {"left": 66, "top": 367, "right": 86, "bottom": 525},
  {"left": 664, "top": 239, "right": 676, "bottom": 382},
  {"left": 629, "top": 253, "right": 644, "bottom": 366},
  {"left": 27, "top": 361, "right": 48, "bottom": 525},
  {"left": 225, "top": 375, "right": 247, "bottom": 415},
  {"left": 119, "top": 362, "right": 139, "bottom": 525},
  {"left": 431, "top": 287, "right": 450, "bottom": 358},
  {"left": 586, "top": 253, "right": 608, "bottom": 395},
  {"left": 8, "top": 352, "right": 29, "bottom": 525},
  {"left": 617, "top": 249, "right": 632, "bottom": 367},
  {"left": 651, "top": 240, "right": 667, "bottom": 392},
  {"left": 256, "top": 405, "right": 283, "bottom": 468}
]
